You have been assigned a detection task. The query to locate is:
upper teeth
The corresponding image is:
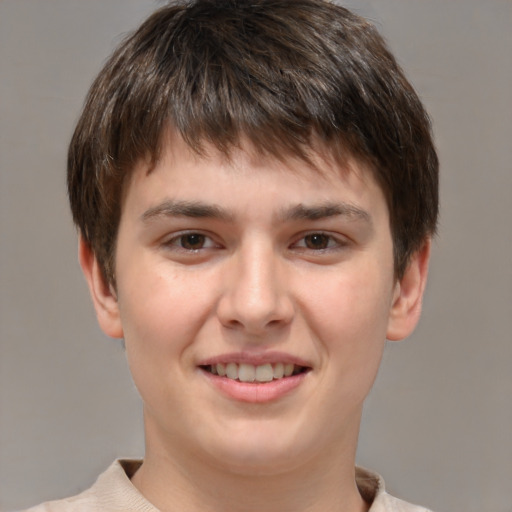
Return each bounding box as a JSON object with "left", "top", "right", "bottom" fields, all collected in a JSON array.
[{"left": 210, "top": 362, "right": 297, "bottom": 382}]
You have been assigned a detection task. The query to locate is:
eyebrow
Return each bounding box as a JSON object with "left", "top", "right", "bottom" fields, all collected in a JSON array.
[
  {"left": 141, "top": 200, "right": 234, "bottom": 223},
  {"left": 279, "top": 202, "right": 371, "bottom": 224},
  {"left": 140, "top": 199, "right": 371, "bottom": 225}
]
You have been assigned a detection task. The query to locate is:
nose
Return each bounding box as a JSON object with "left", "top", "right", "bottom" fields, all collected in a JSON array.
[{"left": 216, "top": 241, "right": 294, "bottom": 335}]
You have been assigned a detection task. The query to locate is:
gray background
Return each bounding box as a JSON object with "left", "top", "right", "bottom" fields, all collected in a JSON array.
[{"left": 1, "top": 1, "right": 511, "bottom": 511}]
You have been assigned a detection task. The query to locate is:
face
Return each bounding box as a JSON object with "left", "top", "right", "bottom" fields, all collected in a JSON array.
[{"left": 83, "top": 135, "right": 428, "bottom": 476}]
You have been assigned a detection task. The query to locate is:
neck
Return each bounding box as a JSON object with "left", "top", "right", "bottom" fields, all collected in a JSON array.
[{"left": 131, "top": 419, "right": 369, "bottom": 512}]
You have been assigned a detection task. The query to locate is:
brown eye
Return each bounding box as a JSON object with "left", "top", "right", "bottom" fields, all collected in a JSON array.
[
  {"left": 180, "top": 233, "right": 206, "bottom": 250},
  {"left": 303, "top": 233, "right": 331, "bottom": 250}
]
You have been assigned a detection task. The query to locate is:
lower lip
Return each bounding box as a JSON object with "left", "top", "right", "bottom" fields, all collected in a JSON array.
[{"left": 200, "top": 369, "right": 308, "bottom": 403}]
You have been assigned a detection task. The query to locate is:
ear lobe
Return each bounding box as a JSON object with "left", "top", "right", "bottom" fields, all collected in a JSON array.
[
  {"left": 78, "top": 235, "right": 124, "bottom": 339},
  {"left": 386, "top": 239, "right": 431, "bottom": 342}
]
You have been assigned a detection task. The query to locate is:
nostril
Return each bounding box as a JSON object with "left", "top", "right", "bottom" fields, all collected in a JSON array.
[
  {"left": 267, "top": 318, "right": 285, "bottom": 328},
  {"left": 225, "top": 318, "right": 244, "bottom": 330}
]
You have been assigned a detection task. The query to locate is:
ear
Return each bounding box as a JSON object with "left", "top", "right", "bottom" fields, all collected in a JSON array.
[
  {"left": 386, "top": 239, "right": 431, "bottom": 341},
  {"left": 78, "top": 235, "right": 124, "bottom": 339}
]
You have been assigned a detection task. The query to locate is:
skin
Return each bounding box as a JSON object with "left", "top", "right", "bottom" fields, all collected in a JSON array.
[{"left": 80, "top": 134, "right": 430, "bottom": 512}]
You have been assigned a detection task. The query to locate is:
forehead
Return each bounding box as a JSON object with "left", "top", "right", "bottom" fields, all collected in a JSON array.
[
  {"left": 147, "top": 128, "right": 376, "bottom": 178},
  {"left": 122, "top": 131, "right": 387, "bottom": 220}
]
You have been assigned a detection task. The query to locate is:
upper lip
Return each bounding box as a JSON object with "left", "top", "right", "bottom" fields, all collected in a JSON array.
[{"left": 197, "top": 351, "right": 312, "bottom": 368}]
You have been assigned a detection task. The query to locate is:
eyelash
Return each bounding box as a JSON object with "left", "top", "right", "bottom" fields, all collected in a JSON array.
[
  {"left": 163, "top": 232, "right": 220, "bottom": 252},
  {"left": 163, "top": 231, "right": 347, "bottom": 253},
  {"left": 291, "top": 232, "right": 347, "bottom": 252}
]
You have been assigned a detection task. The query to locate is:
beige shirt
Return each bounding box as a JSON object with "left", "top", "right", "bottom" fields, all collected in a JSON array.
[{"left": 22, "top": 460, "right": 433, "bottom": 512}]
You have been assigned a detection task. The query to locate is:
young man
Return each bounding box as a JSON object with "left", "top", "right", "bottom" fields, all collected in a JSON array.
[{"left": 26, "top": 0, "right": 438, "bottom": 510}]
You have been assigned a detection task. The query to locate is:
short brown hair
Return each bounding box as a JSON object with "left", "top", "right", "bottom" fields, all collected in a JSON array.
[{"left": 68, "top": 0, "right": 438, "bottom": 284}]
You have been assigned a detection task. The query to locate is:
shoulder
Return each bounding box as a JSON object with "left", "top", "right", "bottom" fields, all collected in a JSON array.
[
  {"left": 20, "top": 493, "right": 98, "bottom": 512},
  {"left": 20, "top": 460, "right": 156, "bottom": 512},
  {"left": 356, "top": 467, "right": 434, "bottom": 512},
  {"left": 378, "top": 493, "right": 434, "bottom": 512}
]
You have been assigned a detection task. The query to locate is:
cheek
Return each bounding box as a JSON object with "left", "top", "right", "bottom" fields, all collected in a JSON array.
[
  {"left": 305, "top": 264, "right": 394, "bottom": 368},
  {"left": 312, "top": 265, "right": 392, "bottom": 326},
  {"left": 116, "top": 264, "right": 213, "bottom": 376},
  {"left": 115, "top": 274, "right": 207, "bottom": 420}
]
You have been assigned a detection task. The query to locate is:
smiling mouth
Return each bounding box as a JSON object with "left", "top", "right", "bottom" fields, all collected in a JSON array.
[{"left": 200, "top": 363, "right": 310, "bottom": 383}]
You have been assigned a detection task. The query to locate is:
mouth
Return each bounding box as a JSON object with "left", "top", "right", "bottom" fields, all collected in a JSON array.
[{"left": 199, "top": 362, "right": 310, "bottom": 383}]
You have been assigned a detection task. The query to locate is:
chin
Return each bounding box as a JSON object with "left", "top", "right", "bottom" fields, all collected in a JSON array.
[{"left": 200, "top": 424, "right": 314, "bottom": 476}]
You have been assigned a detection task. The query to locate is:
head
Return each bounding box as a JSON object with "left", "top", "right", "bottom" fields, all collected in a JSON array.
[
  {"left": 68, "top": 0, "right": 438, "bottom": 288},
  {"left": 71, "top": 1, "right": 439, "bottom": 480}
]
